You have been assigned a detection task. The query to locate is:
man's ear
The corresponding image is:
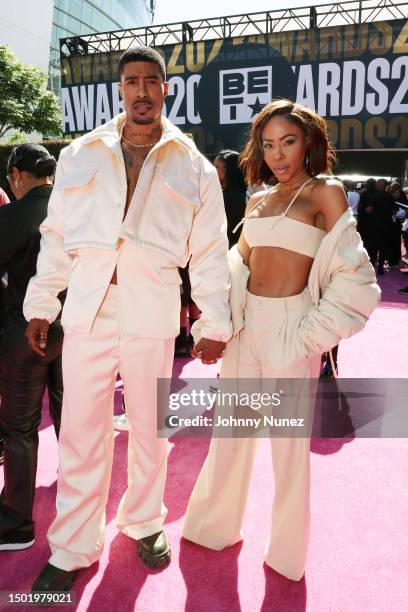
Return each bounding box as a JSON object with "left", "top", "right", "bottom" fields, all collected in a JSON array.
[
  {"left": 163, "top": 81, "right": 169, "bottom": 97},
  {"left": 118, "top": 83, "right": 123, "bottom": 99}
]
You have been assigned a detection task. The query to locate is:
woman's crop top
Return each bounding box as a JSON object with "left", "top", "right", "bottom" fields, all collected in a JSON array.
[{"left": 234, "top": 177, "right": 326, "bottom": 259}]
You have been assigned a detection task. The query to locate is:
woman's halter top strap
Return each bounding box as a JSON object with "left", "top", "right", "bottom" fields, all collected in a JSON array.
[{"left": 282, "top": 177, "right": 315, "bottom": 216}]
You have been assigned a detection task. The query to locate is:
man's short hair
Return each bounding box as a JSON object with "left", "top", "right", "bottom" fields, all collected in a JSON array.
[{"left": 118, "top": 46, "right": 166, "bottom": 81}]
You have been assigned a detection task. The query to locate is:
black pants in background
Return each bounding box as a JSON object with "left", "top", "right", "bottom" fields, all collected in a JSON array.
[
  {"left": 0, "top": 314, "right": 63, "bottom": 539},
  {"left": 388, "top": 222, "right": 402, "bottom": 266},
  {"left": 363, "top": 232, "right": 388, "bottom": 273}
]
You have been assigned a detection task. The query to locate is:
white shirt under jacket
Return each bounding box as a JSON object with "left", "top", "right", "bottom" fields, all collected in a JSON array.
[{"left": 23, "top": 114, "right": 232, "bottom": 341}]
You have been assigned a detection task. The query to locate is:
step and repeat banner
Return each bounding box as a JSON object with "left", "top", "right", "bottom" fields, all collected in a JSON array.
[{"left": 60, "top": 18, "right": 408, "bottom": 154}]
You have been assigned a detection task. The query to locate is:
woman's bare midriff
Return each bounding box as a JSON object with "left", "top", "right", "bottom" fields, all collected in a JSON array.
[{"left": 247, "top": 246, "right": 313, "bottom": 297}]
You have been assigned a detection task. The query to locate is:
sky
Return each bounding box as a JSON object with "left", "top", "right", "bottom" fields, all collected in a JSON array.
[{"left": 153, "top": 0, "right": 325, "bottom": 26}]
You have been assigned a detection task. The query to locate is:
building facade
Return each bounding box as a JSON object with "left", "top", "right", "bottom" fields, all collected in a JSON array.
[
  {"left": 0, "top": 0, "right": 54, "bottom": 142},
  {"left": 0, "top": 0, "right": 54, "bottom": 72},
  {"left": 49, "top": 0, "right": 155, "bottom": 96}
]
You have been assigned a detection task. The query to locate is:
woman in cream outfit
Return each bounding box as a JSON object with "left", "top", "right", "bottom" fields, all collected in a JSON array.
[{"left": 183, "top": 100, "right": 380, "bottom": 581}]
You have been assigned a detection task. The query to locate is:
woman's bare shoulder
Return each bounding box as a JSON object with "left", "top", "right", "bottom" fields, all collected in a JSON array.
[
  {"left": 309, "top": 176, "right": 344, "bottom": 194},
  {"left": 309, "top": 177, "right": 349, "bottom": 230}
]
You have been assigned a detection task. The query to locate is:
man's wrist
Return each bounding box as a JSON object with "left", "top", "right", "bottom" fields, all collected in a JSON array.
[
  {"left": 200, "top": 335, "right": 230, "bottom": 344},
  {"left": 25, "top": 313, "right": 54, "bottom": 325}
]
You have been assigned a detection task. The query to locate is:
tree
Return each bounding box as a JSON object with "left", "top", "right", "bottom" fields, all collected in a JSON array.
[
  {"left": 6, "top": 131, "right": 28, "bottom": 144},
  {"left": 0, "top": 45, "right": 62, "bottom": 138}
]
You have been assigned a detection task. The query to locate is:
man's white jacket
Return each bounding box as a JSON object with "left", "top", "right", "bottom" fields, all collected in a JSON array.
[{"left": 23, "top": 114, "right": 232, "bottom": 341}]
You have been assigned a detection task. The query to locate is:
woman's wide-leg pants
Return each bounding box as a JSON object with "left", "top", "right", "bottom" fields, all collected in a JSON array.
[
  {"left": 183, "top": 288, "right": 321, "bottom": 581},
  {"left": 47, "top": 285, "right": 174, "bottom": 571}
]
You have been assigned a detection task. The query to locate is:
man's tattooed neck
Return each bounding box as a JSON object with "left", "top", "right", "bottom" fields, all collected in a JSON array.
[{"left": 125, "top": 122, "right": 162, "bottom": 138}]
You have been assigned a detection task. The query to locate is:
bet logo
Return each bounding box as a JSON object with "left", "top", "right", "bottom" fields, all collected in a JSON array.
[{"left": 219, "top": 66, "right": 272, "bottom": 124}]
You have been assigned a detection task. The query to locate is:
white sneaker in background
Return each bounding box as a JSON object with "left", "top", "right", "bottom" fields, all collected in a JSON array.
[{"left": 113, "top": 413, "right": 129, "bottom": 431}]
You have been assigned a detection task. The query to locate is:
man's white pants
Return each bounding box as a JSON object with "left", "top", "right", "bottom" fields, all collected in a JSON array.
[
  {"left": 183, "top": 288, "right": 321, "bottom": 581},
  {"left": 48, "top": 285, "right": 174, "bottom": 571}
]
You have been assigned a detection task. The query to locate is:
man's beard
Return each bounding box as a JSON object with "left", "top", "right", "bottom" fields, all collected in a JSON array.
[
  {"left": 131, "top": 117, "right": 156, "bottom": 125},
  {"left": 129, "top": 109, "right": 162, "bottom": 125}
]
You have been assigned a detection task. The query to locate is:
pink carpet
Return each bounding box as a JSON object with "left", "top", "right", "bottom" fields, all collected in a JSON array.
[{"left": 1, "top": 269, "right": 407, "bottom": 611}]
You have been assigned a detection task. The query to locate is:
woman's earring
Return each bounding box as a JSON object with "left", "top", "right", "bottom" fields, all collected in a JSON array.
[{"left": 305, "top": 154, "right": 309, "bottom": 168}]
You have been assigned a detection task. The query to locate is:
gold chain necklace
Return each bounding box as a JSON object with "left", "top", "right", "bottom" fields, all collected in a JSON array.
[{"left": 121, "top": 135, "right": 160, "bottom": 148}]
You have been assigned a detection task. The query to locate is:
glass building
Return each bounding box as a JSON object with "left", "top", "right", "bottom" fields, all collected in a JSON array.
[{"left": 49, "top": 0, "right": 155, "bottom": 97}]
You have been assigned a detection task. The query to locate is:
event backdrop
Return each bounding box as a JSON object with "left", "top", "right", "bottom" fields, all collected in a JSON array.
[{"left": 60, "top": 18, "right": 408, "bottom": 154}]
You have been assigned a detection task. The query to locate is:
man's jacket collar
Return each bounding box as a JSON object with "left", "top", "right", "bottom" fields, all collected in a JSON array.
[{"left": 79, "top": 113, "right": 197, "bottom": 153}]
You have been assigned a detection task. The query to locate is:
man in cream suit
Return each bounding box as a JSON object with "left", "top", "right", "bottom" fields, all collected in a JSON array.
[{"left": 24, "top": 46, "right": 231, "bottom": 591}]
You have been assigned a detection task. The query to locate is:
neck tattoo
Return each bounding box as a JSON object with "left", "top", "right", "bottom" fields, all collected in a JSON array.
[{"left": 126, "top": 124, "right": 161, "bottom": 138}]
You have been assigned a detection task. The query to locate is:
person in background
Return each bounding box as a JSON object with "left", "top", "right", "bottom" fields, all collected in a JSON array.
[
  {"left": 174, "top": 130, "right": 202, "bottom": 357},
  {"left": 388, "top": 182, "right": 407, "bottom": 268},
  {"left": 174, "top": 263, "right": 201, "bottom": 356},
  {"left": 214, "top": 150, "right": 247, "bottom": 247},
  {"left": 0, "top": 187, "right": 9, "bottom": 464},
  {"left": 0, "top": 144, "right": 64, "bottom": 552},
  {"left": 402, "top": 211, "right": 408, "bottom": 267},
  {"left": 389, "top": 182, "right": 408, "bottom": 207},
  {"left": 358, "top": 178, "right": 394, "bottom": 275},
  {"left": 343, "top": 180, "right": 359, "bottom": 219},
  {"left": 388, "top": 182, "right": 408, "bottom": 294},
  {"left": 402, "top": 189, "right": 408, "bottom": 267},
  {"left": 0, "top": 283, "right": 4, "bottom": 467},
  {"left": 376, "top": 178, "right": 401, "bottom": 270},
  {"left": 357, "top": 178, "right": 376, "bottom": 242},
  {"left": 0, "top": 185, "right": 9, "bottom": 334}
]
